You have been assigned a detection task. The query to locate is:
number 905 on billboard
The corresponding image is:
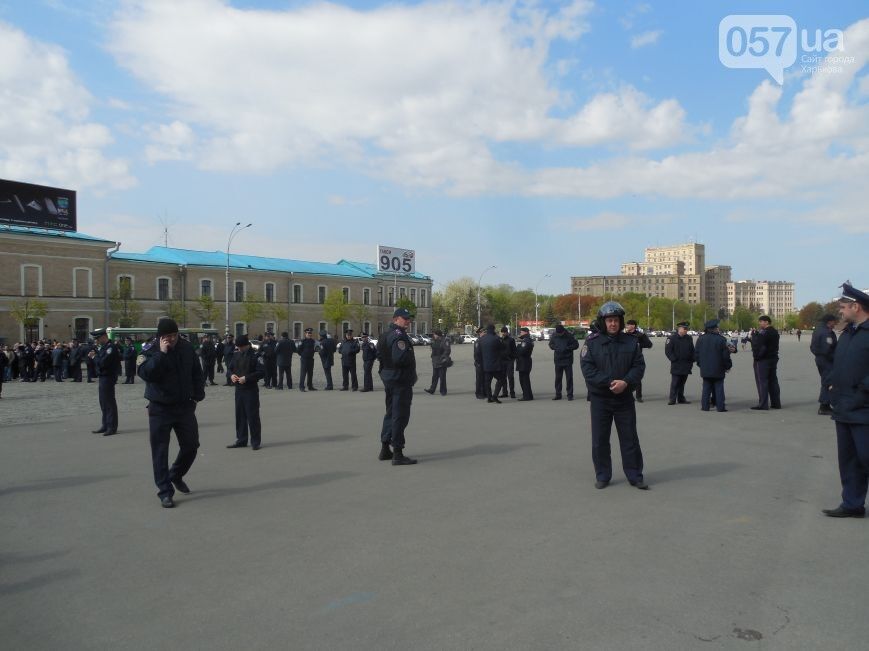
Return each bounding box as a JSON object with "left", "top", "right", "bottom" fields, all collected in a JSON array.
[{"left": 377, "top": 245, "right": 415, "bottom": 274}]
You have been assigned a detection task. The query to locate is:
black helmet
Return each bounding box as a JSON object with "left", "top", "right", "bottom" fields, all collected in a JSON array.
[{"left": 596, "top": 301, "right": 626, "bottom": 332}]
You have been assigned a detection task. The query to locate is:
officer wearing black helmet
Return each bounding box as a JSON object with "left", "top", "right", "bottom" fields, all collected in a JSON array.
[{"left": 579, "top": 301, "right": 648, "bottom": 490}]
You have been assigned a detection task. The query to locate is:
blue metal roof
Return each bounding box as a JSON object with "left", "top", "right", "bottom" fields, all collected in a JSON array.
[
  {"left": 111, "top": 246, "right": 429, "bottom": 280},
  {"left": 0, "top": 225, "right": 115, "bottom": 243}
]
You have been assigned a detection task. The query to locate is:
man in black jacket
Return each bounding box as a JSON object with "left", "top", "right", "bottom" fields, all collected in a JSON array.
[
  {"left": 624, "top": 320, "right": 653, "bottom": 402},
  {"left": 580, "top": 302, "right": 648, "bottom": 490},
  {"left": 222, "top": 334, "right": 235, "bottom": 385},
  {"left": 473, "top": 326, "right": 485, "bottom": 399},
  {"left": 122, "top": 337, "right": 137, "bottom": 384},
  {"left": 68, "top": 339, "right": 84, "bottom": 382},
  {"left": 227, "top": 334, "right": 265, "bottom": 450},
  {"left": 479, "top": 325, "right": 505, "bottom": 403},
  {"left": 499, "top": 326, "right": 517, "bottom": 399},
  {"left": 260, "top": 332, "right": 278, "bottom": 388},
  {"left": 339, "top": 329, "right": 360, "bottom": 391},
  {"left": 515, "top": 327, "right": 535, "bottom": 400},
  {"left": 810, "top": 314, "right": 837, "bottom": 415},
  {"left": 665, "top": 322, "right": 694, "bottom": 405},
  {"left": 298, "top": 328, "right": 317, "bottom": 391},
  {"left": 199, "top": 335, "right": 217, "bottom": 386},
  {"left": 549, "top": 324, "right": 579, "bottom": 400},
  {"left": 360, "top": 332, "right": 377, "bottom": 392},
  {"left": 377, "top": 308, "right": 418, "bottom": 465},
  {"left": 319, "top": 330, "right": 337, "bottom": 390},
  {"left": 424, "top": 330, "right": 451, "bottom": 396},
  {"left": 694, "top": 320, "right": 732, "bottom": 412},
  {"left": 275, "top": 331, "right": 296, "bottom": 389},
  {"left": 750, "top": 315, "right": 781, "bottom": 410},
  {"left": 137, "top": 318, "right": 205, "bottom": 508},
  {"left": 89, "top": 329, "right": 121, "bottom": 435}
]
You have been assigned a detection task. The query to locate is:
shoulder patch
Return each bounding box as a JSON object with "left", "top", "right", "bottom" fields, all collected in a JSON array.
[
  {"left": 580, "top": 346, "right": 588, "bottom": 358},
  {"left": 586, "top": 332, "right": 599, "bottom": 341},
  {"left": 106, "top": 346, "right": 113, "bottom": 353},
  {"left": 826, "top": 337, "right": 833, "bottom": 344},
  {"left": 397, "top": 340, "right": 407, "bottom": 350}
]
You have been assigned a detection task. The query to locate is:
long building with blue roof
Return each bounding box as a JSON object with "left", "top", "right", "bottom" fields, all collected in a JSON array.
[{"left": 0, "top": 226, "right": 433, "bottom": 343}]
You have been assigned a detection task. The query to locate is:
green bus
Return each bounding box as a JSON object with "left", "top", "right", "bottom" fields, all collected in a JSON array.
[{"left": 105, "top": 327, "right": 220, "bottom": 353}]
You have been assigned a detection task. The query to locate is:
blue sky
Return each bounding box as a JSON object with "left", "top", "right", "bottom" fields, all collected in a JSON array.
[{"left": 1, "top": 0, "right": 867, "bottom": 305}]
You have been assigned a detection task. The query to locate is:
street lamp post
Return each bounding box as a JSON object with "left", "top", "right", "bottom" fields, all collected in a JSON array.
[
  {"left": 477, "top": 265, "right": 496, "bottom": 328},
  {"left": 646, "top": 296, "right": 654, "bottom": 331},
  {"left": 534, "top": 273, "right": 551, "bottom": 329},
  {"left": 671, "top": 299, "right": 680, "bottom": 332},
  {"left": 225, "top": 222, "right": 252, "bottom": 335}
]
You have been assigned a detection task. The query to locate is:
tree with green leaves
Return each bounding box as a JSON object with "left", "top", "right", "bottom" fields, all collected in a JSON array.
[
  {"left": 322, "top": 291, "right": 351, "bottom": 335},
  {"left": 193, "top": 295, "right": 220, "bottom": 328},
  {"left": 109, "top": 278, "right": 142, "bottom": 327},
  {"left": 270, "top": 304, "right": 289, "bottom": 333},
  {"left": 163, "top": 300, "right": 187, "bottom": 326},
  {"left": 433, "top": 278, "right": 476, "bottom": 332},
  {"left": 351, "top": 302, "right": 371, "bottom": 332},
  {"left": 9, "top": 298, "right": 48, "bottom": 339},
  {"left": 241, "top": 293, "right": 265, "bottom": 331}
]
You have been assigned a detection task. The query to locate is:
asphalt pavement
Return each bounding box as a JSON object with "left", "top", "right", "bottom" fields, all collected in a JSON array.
[{"left": 2, "top": 336, "right": 867, "bottom": 650}]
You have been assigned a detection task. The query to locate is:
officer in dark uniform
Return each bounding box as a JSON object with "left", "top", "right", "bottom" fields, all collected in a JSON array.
[
  {"left": 665, "top": 321, "right": 694, "bottom": 405},
  {"left": 515, "top": 326, "right": 535, "bottom": 400},
  {"left": 499, "top": 326, "right": 517, "bottom": 398},
  {"left": 549, "top": 324, "right": 579, "bottom": 400},
  {"left": 624, "top": 320, "right": 653, "bottom": 402},
  {"left": 222, "top": 334, "right": 235, "bottom": 385},
  {"left": 579, "top": 301, "right": 648, "bottom": 490},
  {"left": 480, "top": 324, "right": 505, "bottom": 403},
  {"left": 89, "top": 328, "right": 121, "bottom": 435},
  {"left": 68, "top": 340, "right": 83, "bottom": 382},
  {"left": 122, "top": 337, "right": 137, "bottom": 384},
  {"left": 694, "top": 320, "right": 732, "bottom": 412},
  {"left": 473, "top": 326, "right": 485, "bottom": 399},
  {"left": 750, "top": 315, "right": 782, "bottom": 410},
  {"left": 360, "top": 332, "right": 377, "bottom": 392},
  {"left": 199, "top": 335, "right": 218, "bottom": 385},
  {"left": 260, "top": 332, "right": 278, "bottom": 388},
  {"left": 298, "top": 328, "right": 317, "bottom": 391},
  {"left": 227, "top": 334, "right": 265, "bottom": 450},
  {"left": 377, "top": 308, "right": 418, "bottom": 465},
  {"left": 137, "top": 318, "right": 205, "bottom": 508},
  {"left": 424, "top": 329, "right": 451, "bottom": 396},
  {"left": 810, "top": 314, "right": 838, "bottom": 415},
  {"left": 275, "top": 331, "right": 296, "bottom": 389},
  {"left": 319, "top": 330, "right": 337, "bottom": 390},
  {"left": 822, "top": 282, "right": 869, "bottom": 518},
  {"left": 339, "top": 329, "right": 360, "bottom": 391}
]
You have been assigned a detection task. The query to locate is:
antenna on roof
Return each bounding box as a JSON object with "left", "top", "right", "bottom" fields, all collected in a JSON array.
[{"left": 158, "top": 210, "right": 175, "bottom": 248}]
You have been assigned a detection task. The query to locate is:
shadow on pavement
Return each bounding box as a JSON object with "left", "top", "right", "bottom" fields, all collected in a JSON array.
[
  {"left": 262, "top": 434, "right": 360, "bottom": 448},
  {"left": 0, "top": 569, "right": 80, "bottom": 596},
  {"left": 184, "top": 471, "right": 358, "bottom": 501},
  {"left": 649, "top": 462, "right": 741, "bottom": 484},
  {"left": 0, "top": 475, "right": 125, "bottom": 497},
  {"left": 418, "top": 442, "right": 541, "bottom": 462}
]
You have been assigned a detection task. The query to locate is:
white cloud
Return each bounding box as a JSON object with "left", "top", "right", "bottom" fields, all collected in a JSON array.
[
  {"left": 553, "top": 213, "right": 631, "bottom": 230},
  {"left": 630, "top": 29, "right": 662, "bottom": 48},
  {"left": 145, "top": 120, "right": 196, "bottom": 163},
  {"left": 0, "top": 21, "right": 134, "bottom": 191}
]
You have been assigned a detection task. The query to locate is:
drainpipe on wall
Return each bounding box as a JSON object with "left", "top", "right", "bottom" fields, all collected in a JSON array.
[{"left": 104, "top": 242, "right": 121, "bottom": 327}]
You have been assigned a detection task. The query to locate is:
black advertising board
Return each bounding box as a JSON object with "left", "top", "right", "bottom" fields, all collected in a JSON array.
[{"left": 0, "top": 178, "right": 77, "bottom": 231}]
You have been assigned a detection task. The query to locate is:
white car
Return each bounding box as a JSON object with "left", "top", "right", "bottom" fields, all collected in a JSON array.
[{"left": 460, "top": 334, "right": 477, "bottom": 344}]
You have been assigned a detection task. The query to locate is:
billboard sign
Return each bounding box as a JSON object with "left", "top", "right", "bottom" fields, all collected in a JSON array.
[
  {"left": 0, "top": 178, "right": 77, "bottom": 231},
  {"left": 377, "top": 245, "right": 415, "bottom": 275}
]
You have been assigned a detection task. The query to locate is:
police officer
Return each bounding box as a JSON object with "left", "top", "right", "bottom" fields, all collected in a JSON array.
[
  {"left": 694, "top": 319, "right": 732, "bottom": 412},
  {"left": 424, "top": 330, "right": 451, "bottom": 396},
  {"left": 479, "top": 324, "right": 505, "bottom": 403},
  {"left": 822, "top": 282, "right": 869, "bottom": 518},
  {"left": 137, "top": 318, "right": 205, "bottom": 508},
  {"left": 319, "top": 330, "right": 337, "bottom": 390},
  {"left": 665, "top": 321, "right": 694, "bottom": 405},
  {"left": 298, "top": 328, "right": 317, "bottom": 391},
  {"left": 515, "top": 326, "right": 535, "bottom": 401},
  {"left": 810, "top": 314, "right": 838, "bottom": 415},
  {"left": 199, "top": 335, "right": 218, "bottom": 386},
  {"left": 339, "top": 329, "right": 360, "bottom": 391},
  {"left": 579, "top": 301, "right": 648, "bottom": 490},
  {"left": 222, "top": 334, "right": 235, "bottom": 385},
  {"left": 377, "top": 308, "right": 418, "bottom": 465},
  {"left": 227, "top": 334, "right": 265, "bottom": 450},
  {"left": 549, "top": 324, "right": 579, "bottom": 401},
  {"left": 750, "top": 315, "right": 782, "bottom": 410},
  {"left": 122, "top": 337, "right": 137, "bottom": 384},
  {"left": 360, "top": 332, "right": 377, "bottom": 392},
  {"left": 89, "top": 328, "right": 121, "bottom": 435},
  {"left": 499, "top": 326, "right": 517, "bottom": 399},
  {"left": 473, "top": 326, "right": 485, "bottom": 399},
  {"left": 260, "top": 332, "right": 278, "bottom": 388},
  {"left": 624, "top": 320, "right": 653, "bottom": 402},
  {"left": 275, "top": 331, "right": 296, "bottom": 389},
  {"left": 68, "top": 339, "right": 84, "bottom": 382}
]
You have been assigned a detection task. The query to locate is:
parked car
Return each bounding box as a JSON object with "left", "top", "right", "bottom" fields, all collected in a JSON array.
[{"left": 460, "top": 334, "right": 477, "bottom": 344}]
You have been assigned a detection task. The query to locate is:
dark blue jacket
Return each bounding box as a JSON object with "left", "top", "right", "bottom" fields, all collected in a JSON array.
[
  {"left": 275, "top": 337, "right": 296, "bottom": 366},
  {"left": 810, "top": 325, "right": 837, "bottom": 363},
  {"left": 138, "top": 339, "right": 205, "bottom": 405},
  {"left": 515, "top": 334, "right": 534, "bottom": 372},
  {"left": 751, "top": 327, "right": 780, "bottom": 360},
  {"left": 580, "top": 332, "right": 646, "bottom": 401},
  {"left": 223, "top": 341, "right": 236, "bottom": 365},
  {"left": 298, "top": 337, "right": 317, "bottom": 360},
  {"left": 378, "top": 325, "right": 417, "bottom": 387},
  {"left": 830, "top": 320, "right": 869, "bottom": 424},
  {"left": 228, "top": 348, "right": 265, "bottom": 391},
  {"left": 361, "top": 340, "right": 378, "bottom": 362},
  {"left": 339, "top": 337, "right": 359, "bottom": 366},
  {"left": 479, "top": 333, "right": 505, "bottom": 373},
  {"left": 319, "top": 336, "right": 337, "bottom": 368},
  {"left": 665, "top": 333, "right": 695, "bottom": 375},
  {"left": 94, "top": 341, "right": 122, "bottom": 378},
  {"left": 549, "top": 331, "right": 579, "bottom": 366},
  {"left": 694, "top": 332, "right": 732, "bottom": 379}
]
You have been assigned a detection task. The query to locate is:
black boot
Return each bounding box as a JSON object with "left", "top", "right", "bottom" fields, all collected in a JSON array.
[
  {"left": 392, "top": 448, "right": 417, "bottom": 466},
  {"left": 378, "top": 443, "right": 393, "bottom": 461}
]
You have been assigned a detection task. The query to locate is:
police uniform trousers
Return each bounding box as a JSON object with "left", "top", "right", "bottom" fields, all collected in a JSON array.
[
  {"left": 669, "top": 374, "right": 689, "bottom": 403},
  {"left": 485, "top": 371, "right": 504, "bottom": 400},
  {"left": 299, "top": 358, "right": 315, "bottom": 390},
  {"left": 71, "top": 364, "right": 82, "bottom": 382},
  {"left": 380, "top": 382, "right": 413, "bottom": 449},
  {"left": 278, "top": 363, "right": 293, "bottom": 389},
  {"left": 554, "top": 364, "right": 574, "bottom": 399},
  {"left": 518, "top": 370, "right": 533, "bottom": 400},
  {"left": 701, "top": 377, "right": 726, "bottom": 411},
  {"left": 264, "top": 360, "right": 278, "bottom": 388},
  {"left": 429, "top": 366, "right": 447, "bottom": 395},
  {"left": 53, "top": 364, "right": 64, "bottom": 382},
  {"left": 85, "top": 360, "right": 96, "bottom": 382},
  {"left": 753, "top": 359, "right": 781, "bottom": 408},
  {"left": 125, "top": 359, "right": 136, "bottom": 384},
  {"left": 633, "top": 380, "right": 643, "bottom": 400},
  {"left": 362, "top": 360, "right": 375, "bottom": 391},
  {"left": 224, "top": 358, "right": 234, "bottom": 385},
  {"left": 342, "top": 362, "right": 358, "bottom": 390},
  {"left": 589, "top": 397, "right": 644, "bottom": 483},
  {"left": 475, "top": 364, "right": 485, "bottom": 398},
  {"left": 202, "top": 358, "right": 215, "bottom": 385},
  {"left": 234, "top": 388, "right": 262, "bottom": 446},
  {"left": 147, "top": 401, "right": 200, "bottom": 500},
  {"left": 836, "top": 422, "right": 869, "bottom": 511},
  {"left": 500, "top": 361, "right": 515, "bottom": 397},
  {"left": 815, "top": 358, "right": 833, "bottom": 404},
  {"left": 98, "top": 376, "right": 119, "bottom": 432},
  {"left": 322, "top": 362, "right": 334, "bottom": 389}
]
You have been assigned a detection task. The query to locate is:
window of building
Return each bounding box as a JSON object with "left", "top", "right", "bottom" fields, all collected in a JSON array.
[
  {"left": 388, "top": 287, "right": 395, "bottom": 307},
  {"left": 265, "top": 321, "right": 276, "bottom": 335},
  {"left": 363, "top": 321, "right": 371, "bottom": 334},
  {"left": 377, "top": 322, "right": 383, "bottom": 335},
  {"left": 318, "top": 321, "right": 327, "bottom": 333},
  {"left": 342, "top": 321, "right": 350, "bottom": 333},
  {"left": 378, "top": 286, "right": 383, "bottom": 305},
  {"left": 293, "top": 284, "right": 302, "bottom": 304},
  {"left": 21, "top": 264, "right": 43, "bottom": 296},
  {"left": 234, "top": 322, "right": 245, "bottom": 338},
  {"left": 235, "top": 281, "right": 245, "bottom": 302},
  {"left": 265, "top": 282, "right": 275, "bottom": 303},
  {"left": 72, "top": 267, "right": 93, "bottom": 298},
  {"left": 201, "top": 322, "right": 212, "bottom": 330},
  {"left": 318, "top": 286, "right": 327, "bottom": 304},
  {"left": 420, "top": 321, "right": 427, "bottom": 334},
  {"left": 363, "top": 288, "right": 371, "bottom": 305},
  {"left": 117, "top": 275, "right": 134, "bottom": 297},
  {"left": 293, "top": 322, "right": 302, "bottom": 340},
  {"left": 200, "top": 279, "right": 212, "bottom": 297},
  {"left": 73, "top": 317, "right": 91, "bottom": 342},
  {"left": 157, "top": 277, "right": 171, "bottom": 301},
  {"left": 342, "top": 287, "right": 350, "bottom": 303},
  {"left": 410, "top": 288, "right": 417, "bottom": 305},
  {"left": 399, "top": 287, "right": 406, "bottom": 299}
]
